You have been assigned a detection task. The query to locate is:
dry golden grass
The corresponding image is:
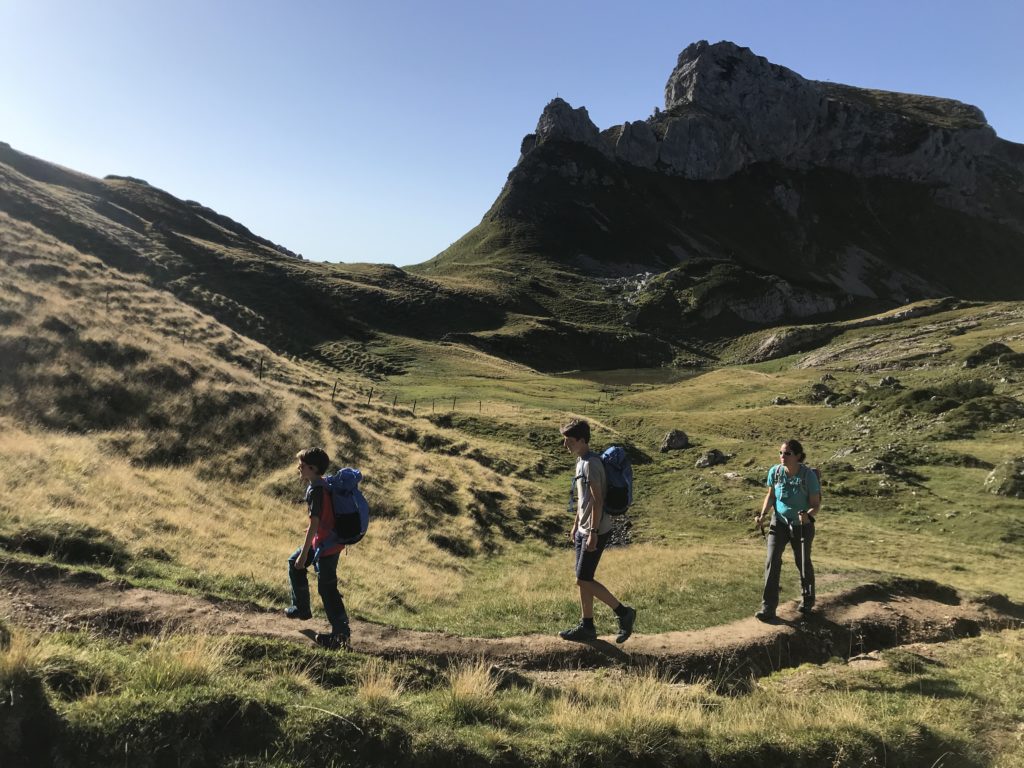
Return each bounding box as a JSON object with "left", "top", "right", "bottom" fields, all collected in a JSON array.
[
  {"left": 0, "top": 212, "right": 558, "bottom": 624},
  {"left": 445, "top": 659, "right": 499, "bottom": 722},
  {"left": 356, "top": 657, "right": 406, "bottom": 712},
  {"left": 131, "top": 632, "right": 230, "bottom": 692},
  {"left": 0, "top": 627, "right": 51, "bottom": 687},
  {"left": 550, "top": 669, "right": 712, "bottom": 742}
]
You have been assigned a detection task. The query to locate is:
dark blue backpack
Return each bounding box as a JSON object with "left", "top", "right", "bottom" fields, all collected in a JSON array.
[
  {"left": 600, "top": 446, "right": 633, "bottom": 516},
  {"left": 325, "top": 468, "right": 370, "bottom": 545}
]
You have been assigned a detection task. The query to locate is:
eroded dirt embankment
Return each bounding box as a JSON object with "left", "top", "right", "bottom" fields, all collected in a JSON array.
[{"left": 2, "top": 559, "right": 1021, "bottom": 681}]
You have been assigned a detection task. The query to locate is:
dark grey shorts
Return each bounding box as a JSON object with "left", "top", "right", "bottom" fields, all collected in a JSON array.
[{"left": 574, "top": 530, "right": 611, "bottom": 581}]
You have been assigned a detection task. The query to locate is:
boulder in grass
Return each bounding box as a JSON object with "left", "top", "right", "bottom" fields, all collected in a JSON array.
[
  {"left": 660, "top": 429, "right": 690, "bottom": 452},
  {"left": 808, "top": 383, "right": 833, "bottom": 402},
  {"left": 997, "top": 352, "right": 1024, "bottom": 369},
  {"left": 984, "top": 457, "right": 1024, "bottom": 498},
  {"left": 696, "top": 449, "right": 728, "bottom": 468},
  {"left": 963, "top": 342, "right": 1013, "bottom": 368}
]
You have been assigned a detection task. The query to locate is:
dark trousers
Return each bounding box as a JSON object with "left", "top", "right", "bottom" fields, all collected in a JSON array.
[
  {"left": 288, "top": 547, "right": 349, "bottom": 636},
  {"left": 761, "top": 518, "right": 815, "bottom": 611},
  {"left": 574, "top": 530, "right": 611, "bottom": 581}
]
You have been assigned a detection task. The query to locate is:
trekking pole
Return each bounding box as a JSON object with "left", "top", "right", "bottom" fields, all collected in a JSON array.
[
  {"left": 786, "top": 519, "right": 804, "bottom": 584},
  {"left": 797, "top": 517, "right": 808, "bottom": 604}
]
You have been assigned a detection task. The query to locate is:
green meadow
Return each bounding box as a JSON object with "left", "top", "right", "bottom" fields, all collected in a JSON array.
[{"left": 2, "top": 212, "right": 1024, "bottom": 765}]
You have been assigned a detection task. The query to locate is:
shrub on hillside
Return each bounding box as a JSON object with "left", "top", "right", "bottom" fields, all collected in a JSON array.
[{"left": 0, "top": 521, "right": 130, "bottom": 570}]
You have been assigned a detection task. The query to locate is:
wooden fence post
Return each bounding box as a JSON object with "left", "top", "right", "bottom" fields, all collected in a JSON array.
[{"left": 258, "top": 357, "right": 264, "bottom": 381}]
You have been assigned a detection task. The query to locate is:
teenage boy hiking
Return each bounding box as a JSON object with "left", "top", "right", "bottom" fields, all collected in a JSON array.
[
  {"left": 285, "top": 447, "right": 351, "bottom": 650},
  {"left": 558, "top": 418, "right": 636, "bottom": 643}
]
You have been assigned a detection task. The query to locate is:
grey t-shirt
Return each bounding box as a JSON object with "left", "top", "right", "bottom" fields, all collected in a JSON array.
[{"left": 576, "top": 452, "right": 613, "bottom": 535}]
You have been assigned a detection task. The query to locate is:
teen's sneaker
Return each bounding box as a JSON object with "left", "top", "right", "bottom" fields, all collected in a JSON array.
[
  {"left": 558, "top": 621, "right": 597, "bottom": 642},
  {"left": 285, "top": 605, "right": 312, "bottom": 620},
  {"left": 754, "top": 607, "right": 776, "bottom": 622},
  {"left": 798, "top": 601, "right": 815, "bottom": 615},
  {"left": 616, "top": 606, "right": 637, "bottom": 644},
  {"left": 314, "top": 632, "right": 347, "bottom": 650}
]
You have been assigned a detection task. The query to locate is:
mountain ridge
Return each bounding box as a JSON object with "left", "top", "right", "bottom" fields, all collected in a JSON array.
[
  {"left": 417, "top": 40, "right": 1024, "bottom": 351},
  {"left": 4, "top": 40, "right": 1024, "bottom": 373}
]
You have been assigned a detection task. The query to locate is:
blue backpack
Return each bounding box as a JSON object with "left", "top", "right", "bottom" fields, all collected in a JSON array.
[
  {"left": 567, "top": 447, "right": 634, "bottom": 517},
  {"left": 600, "top": 446, "right": 633, "bottom": 516},
  {"left": 324, "top": 468, "right": 370, "bottom": 545}
]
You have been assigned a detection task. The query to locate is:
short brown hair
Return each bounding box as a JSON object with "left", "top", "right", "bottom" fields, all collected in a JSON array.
[
  {"left": 296, "top": 447, "right": 330, "bottom": 475},
  {"left": 559, "top": 418, "right": 590, "bottom": 443}
]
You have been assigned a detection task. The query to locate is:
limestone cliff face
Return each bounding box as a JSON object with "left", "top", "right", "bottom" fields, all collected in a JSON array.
[
  {"left": 426, "top": 40, "right": 1024, "bottom": 343},
  {"left": 521, "top": 41, "right": 1021, "bottom": 217}
]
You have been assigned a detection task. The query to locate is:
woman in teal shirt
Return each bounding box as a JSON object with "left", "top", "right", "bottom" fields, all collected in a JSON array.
[{"left": 754, "top": 438, "right": 821, "bottom": 621}]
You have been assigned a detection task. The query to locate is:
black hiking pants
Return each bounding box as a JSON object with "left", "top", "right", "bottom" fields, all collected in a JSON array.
[
  {"left": 761, "top": 517, "right": 815, "bottom": 612},
  {"left": 288, "top": 547, "right": 350, "bottom": 637}
]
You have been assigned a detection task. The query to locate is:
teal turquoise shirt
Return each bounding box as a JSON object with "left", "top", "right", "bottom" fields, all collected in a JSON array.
[{"left": 767, "top": 464, "right": 820, "bottom": 524}]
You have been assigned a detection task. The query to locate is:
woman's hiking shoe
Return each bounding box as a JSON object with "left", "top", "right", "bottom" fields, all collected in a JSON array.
[
  {"left": 558, "top": 621, "right": 597, "bottom": 642},
  {"left": 315, "top": 632, "right": 350, "bottom": 651},
  {"left": 754, "top": 607, "right": 776, "bottom": 622},
  {"left": 285, "top": 605, "right": 312, "bottom": 620},
  {"left": 616, "top": 606, "right": 637, "bottom": 644}
]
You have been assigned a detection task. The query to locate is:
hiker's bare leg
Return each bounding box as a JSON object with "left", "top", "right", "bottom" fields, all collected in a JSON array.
[
  {"left": 578, "top": 583, "right": 594, "bottom": 619},
  {"left": 578, "top": 579, "right": 620, "bottom": 617}
]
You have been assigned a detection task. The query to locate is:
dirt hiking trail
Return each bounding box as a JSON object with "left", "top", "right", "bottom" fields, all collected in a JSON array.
[{"left": 2, "top": 559, "right": 1022, "bottom": 681}]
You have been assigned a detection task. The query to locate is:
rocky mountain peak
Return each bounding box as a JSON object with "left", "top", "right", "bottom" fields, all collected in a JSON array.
[
  {"left": 663, "top": 40, "right": 809, "bottom": 113},
  {"left": 520, "top": 98, "right": 604, "bottom": 158},
  {"left": 516, "top": 40, "right": 1017, "bottom": 217}
]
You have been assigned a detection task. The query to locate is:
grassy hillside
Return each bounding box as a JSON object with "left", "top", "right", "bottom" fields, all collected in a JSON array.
[
  {"left": 5, "top": 207, "right": 1021, "bottom": 633},
  {"left": 0, "top": 211, "right": 564, "bottom": 621},
  {"left": 3, "top": 143, "right": 1024, "bottom": 766}
]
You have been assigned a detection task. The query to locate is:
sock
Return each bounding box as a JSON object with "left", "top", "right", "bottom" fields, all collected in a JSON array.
[
  {"left": 613, "top": 603, "right": 630, "bottom": 618},
  {"left": 582, "top": 617, "right": 595, "bottom": 628}
]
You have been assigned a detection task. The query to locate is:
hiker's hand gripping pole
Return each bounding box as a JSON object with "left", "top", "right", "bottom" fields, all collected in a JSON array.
[{"left": 756, "top": 486, "right": 775, "bottom": 539}]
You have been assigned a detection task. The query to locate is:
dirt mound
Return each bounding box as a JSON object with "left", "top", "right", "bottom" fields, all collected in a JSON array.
[{"left": 1, "top": 560, "right": 1020, "bottom": 682}]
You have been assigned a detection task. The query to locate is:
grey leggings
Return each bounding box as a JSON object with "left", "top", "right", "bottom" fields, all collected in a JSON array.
[{"left": 761, "top": 518, "right": 815, "bottom": 610}]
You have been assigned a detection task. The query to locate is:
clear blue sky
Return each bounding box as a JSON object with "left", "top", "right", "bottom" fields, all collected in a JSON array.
[{"left": 3, "top": 1, "right": 1022, "bottom": 266}]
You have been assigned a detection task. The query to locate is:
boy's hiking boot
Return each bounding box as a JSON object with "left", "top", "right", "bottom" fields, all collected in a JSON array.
[
  {"left": 558, "top": 621, "right": 597, "bottom": 642},
  {"left": 285, "top": 605, "right": 312, "bottom": 621},
  {"left": 315, "top": 632, "right": 350, "bottom": 651},
  {"left": 754, "top": 607, "right": 776, "bottom": 623},
  {"left": 616, "top": 606, "right": 637, "bottom": 644},
  {"left": 798, "top": 600, "right": 815, "bottom": 615}
]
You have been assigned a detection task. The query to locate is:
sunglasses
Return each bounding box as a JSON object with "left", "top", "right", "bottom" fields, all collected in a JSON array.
[{"left": 779, "top": 451, "right": 793, "bottom": 456}]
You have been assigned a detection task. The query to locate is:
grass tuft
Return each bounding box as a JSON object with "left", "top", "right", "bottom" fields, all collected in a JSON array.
[
  {"left": 356, "top": 657, "right": 406, "bottom": 714},
  {"left": 131, "top": 632, "right": 229, "bottom": 692},
  {"left": 444, "top": 660, "right": 499, "bottom": 723}
]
